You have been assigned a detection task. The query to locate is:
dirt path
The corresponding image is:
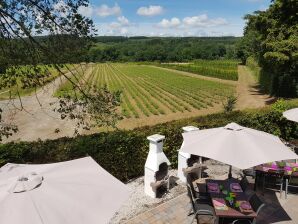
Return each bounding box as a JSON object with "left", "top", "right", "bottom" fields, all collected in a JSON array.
[
  {"left": 0, "top": 66, "right": 92, "bottom": 143},
  {"left": 236, "top": 65, "right": 273, "bottom": 109}
]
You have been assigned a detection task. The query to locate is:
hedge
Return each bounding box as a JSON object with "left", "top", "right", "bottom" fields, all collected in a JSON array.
[{"left": 1, "top": 104, "right": 298, "bottom": 182}]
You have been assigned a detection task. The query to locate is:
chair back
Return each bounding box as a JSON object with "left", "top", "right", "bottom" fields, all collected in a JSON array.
[
  {"left": 289, "top": 172, "right": 298, "bottom": 185},
  {"left": 243, "top": 168, "right": 255, "bottom": 178},
  {"left": 249, "top": 194, "right": 265, "bottom": 215},
  {"left": 187, "top": 184, "right": 197, "bottom": 212},
  {"left": 186, "top": 173, "right": 197, "bottom": 198},
  {"left": 232, "top": 219, "right": 252, "bottom": 224},
  {"left": 240, "top": 176, "right": 249, "bottom": 191}
]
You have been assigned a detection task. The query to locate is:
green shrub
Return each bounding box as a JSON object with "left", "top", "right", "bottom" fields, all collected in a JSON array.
[{"left": 1, "top": 105, "right": 297, "bottom": 182}]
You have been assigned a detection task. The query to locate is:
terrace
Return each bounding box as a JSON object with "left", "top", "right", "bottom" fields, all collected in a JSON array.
[
  {"left": 118, "top": 122, "right": 298, "bottom": 224},
  {"left": 125, "top": 188, "right": 298, "bottom": 224}
]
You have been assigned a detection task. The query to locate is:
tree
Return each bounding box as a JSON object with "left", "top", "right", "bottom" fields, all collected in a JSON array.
[
  {"left": 0, "top": 0, "right": 121, "bottom": 141},
  {"left": 239, "top": 0, "right": 298, "bottom": 97}
]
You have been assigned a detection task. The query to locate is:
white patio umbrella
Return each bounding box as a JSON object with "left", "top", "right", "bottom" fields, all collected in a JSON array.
[
  {"left": 283, "top": 108, "right": 298, "bottom": 122},
  {"left": 180, "top": 122, "right": 298, "bottom": 170},
  {"left": 0, "top": 157, "right": 130, "bottom": 224}
]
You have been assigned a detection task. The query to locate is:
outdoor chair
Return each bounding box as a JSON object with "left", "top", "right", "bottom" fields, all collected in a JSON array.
[
  {"left": 186, "top": 173, "right": 211, "bottom": 204},
  {"left": 240, "top": 176, "right": 250, "bottom": 191},
  {"left": 285, "top": 171, "right": 298, "bottom": 199},
  {"left": 242, "top": 168, "right": 256, "bottom": 178},
  {"left": 249, "top": 193, "right": 265, "bottom": 224},
  {"left": 187, "top": 185, "right": 218, "bottom": 224},
  {"left": 240, "top": 176, "right": 254, "bottom": 198},
  {"left": 262, "top": 169, "right": 284, "bottom": 198},
  {"left": 231, "top": 219, "right": 253, "bottom": 224}
]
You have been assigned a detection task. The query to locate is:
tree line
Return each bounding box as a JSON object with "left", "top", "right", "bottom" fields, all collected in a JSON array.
[
  {"left": 86, "top": 36, "right": 239, "bottom": 62},
  {"left": 237, "top": 0, "right": 297, "bottom": 97}
]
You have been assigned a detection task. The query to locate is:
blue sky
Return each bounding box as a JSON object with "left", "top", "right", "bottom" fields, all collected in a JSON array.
[{"left": 78, "top": 0, "right": 271, "bottom": 37}]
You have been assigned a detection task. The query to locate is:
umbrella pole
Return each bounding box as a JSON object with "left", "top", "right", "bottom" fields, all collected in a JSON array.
[
  {"left": 199, "top": 156, "right": 202, "bottom": 178},
  {"left": 228, "top": 165, "right": 232, "bottom": 179}
]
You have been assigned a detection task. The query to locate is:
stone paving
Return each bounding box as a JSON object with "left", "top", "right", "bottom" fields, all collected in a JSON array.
[{"left": 125, "top": 189, "right": 298, "bottom": 224}]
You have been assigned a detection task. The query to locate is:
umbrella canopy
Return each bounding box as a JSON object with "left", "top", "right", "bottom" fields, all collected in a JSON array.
[
  {"left": 0, "top": 157, "right": 130, "bottom": 224},
  {"left": 180, "top": 122, "right": 298, "bottom": 170},
  {"left": 283, "top": 108, "right": 298, "bottom": 122}
]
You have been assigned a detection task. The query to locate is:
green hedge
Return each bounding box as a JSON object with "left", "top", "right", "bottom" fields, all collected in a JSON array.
[{"left": 1, "top": 105, "right": 298, "bottom": 182}]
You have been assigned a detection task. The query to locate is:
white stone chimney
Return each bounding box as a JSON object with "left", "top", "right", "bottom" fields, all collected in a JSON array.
[
  {"left": 144, "top": 134, "right": 171, "bottom": 198},
  {"left": 178, "top": 126, "right": 200, "bottom": 183}
]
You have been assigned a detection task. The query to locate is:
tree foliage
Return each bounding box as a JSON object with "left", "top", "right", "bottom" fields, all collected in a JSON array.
[
  {"left": 0, "top": 0, "right": 121, "bottom": 141},
  {"left": 237, "top": 0, "right": 298, "bottom": 97},
  {"left": 86, "top": 37, "right": 239, "bottom": 62}
]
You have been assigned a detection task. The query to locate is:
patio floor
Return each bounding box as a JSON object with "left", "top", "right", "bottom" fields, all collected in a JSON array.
[{"left": 125, "top": 189, "right": 298, "bottom": 224}]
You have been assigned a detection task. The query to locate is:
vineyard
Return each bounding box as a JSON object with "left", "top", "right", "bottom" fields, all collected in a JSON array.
[
  {"left": 159, "top": 60, "right": 239, "bottom": 81},
  {"left": 56, "top": 63, "right": 235, "bottom": 119}
]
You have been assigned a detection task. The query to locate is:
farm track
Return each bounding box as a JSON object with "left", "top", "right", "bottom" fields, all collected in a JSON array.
[
  {"left": 236, "top": 65, "right": 273, "bottom": 109},
  {"left": 0, "top": 65, "right": 92, "bottom": 143}
]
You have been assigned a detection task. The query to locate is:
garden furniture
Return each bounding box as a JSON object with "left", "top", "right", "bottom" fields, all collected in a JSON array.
[
  {"left": 285, "top": 170, "right": 298, "bottom": 199},
  {"left": 187, "top": 173, "right": 211, "bottom": 204},
  {"left": 205, "top": 179, "right": 258, "bottom": 224},
  {"left": 187, "top": 184, "right": 218, "bottom": 224}
]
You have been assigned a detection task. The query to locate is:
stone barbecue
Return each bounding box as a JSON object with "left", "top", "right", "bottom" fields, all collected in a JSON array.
[{"left": 144, "top": 134, "right": 171, "bottom": 198}]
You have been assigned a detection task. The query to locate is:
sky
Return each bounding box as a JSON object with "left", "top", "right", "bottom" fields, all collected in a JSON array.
[{"left": 78, "top": 0, "right": 271, "bottom": 37}]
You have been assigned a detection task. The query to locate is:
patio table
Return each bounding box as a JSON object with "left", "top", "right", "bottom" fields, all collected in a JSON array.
[
  {"left": 203, "top": 179, "right": 257, "bottom": 223},
  {"left": 254, "top": 164, "right": 298, "bottom": 192}
]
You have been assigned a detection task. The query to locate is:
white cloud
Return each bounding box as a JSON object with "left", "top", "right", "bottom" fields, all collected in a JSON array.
[
  {"left": 78, "top": 5, "right": 93, "bottom": 17},
  {"left": 183, "top": 14, "right": 228, "bottom": 27},
  {"left": 107, "top": 16, "right": 133, "bottom": 35},
  {"left": 137, "top": 5, "right": 164, "bottom": 16},
  {"left": 117, "top": 16, "right": 130, "bottom": 26},
  {"left": 96, "top": 3, "right": 121, "bottom": 17},
  {"left": 120, "top": 27, "right": 129, "bottom": 35},
  {"left": 95, "top": 15, "right": 241, "bottom": 37},
  {"left": 110, "top": 16, "right": 131, "bottom": 28},
  {"left": 156, "top": 14, "right": 228, "bottom": 30},
  {"left": 77, "top": 4, "right": 121, "bottom": 18},
  {"left": 157, "top": 17, "right": 181, "bottom": 28}
]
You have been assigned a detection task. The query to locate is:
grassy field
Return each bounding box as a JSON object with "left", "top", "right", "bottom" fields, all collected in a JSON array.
[
  {"left": 56, "top": 63, "right": 235, "bottom": 119},
  {"left": 159, "top": 60, "right": 239, "bottom": 81},
  {"left": 0, "top": 64, "right": 77, "bottom": 100}
]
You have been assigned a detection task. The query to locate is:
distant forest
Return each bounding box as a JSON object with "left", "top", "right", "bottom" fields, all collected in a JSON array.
[{"left": 86, "top": 36, "right": 240, "bottom": 62}]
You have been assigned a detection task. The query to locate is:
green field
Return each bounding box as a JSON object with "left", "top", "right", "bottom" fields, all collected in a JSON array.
[
  {"left": 159, "top": 60, "right": 239, "bottom": 81},
  {"left": 56, "top": 63, "right": 235, "bottom": 119}
]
